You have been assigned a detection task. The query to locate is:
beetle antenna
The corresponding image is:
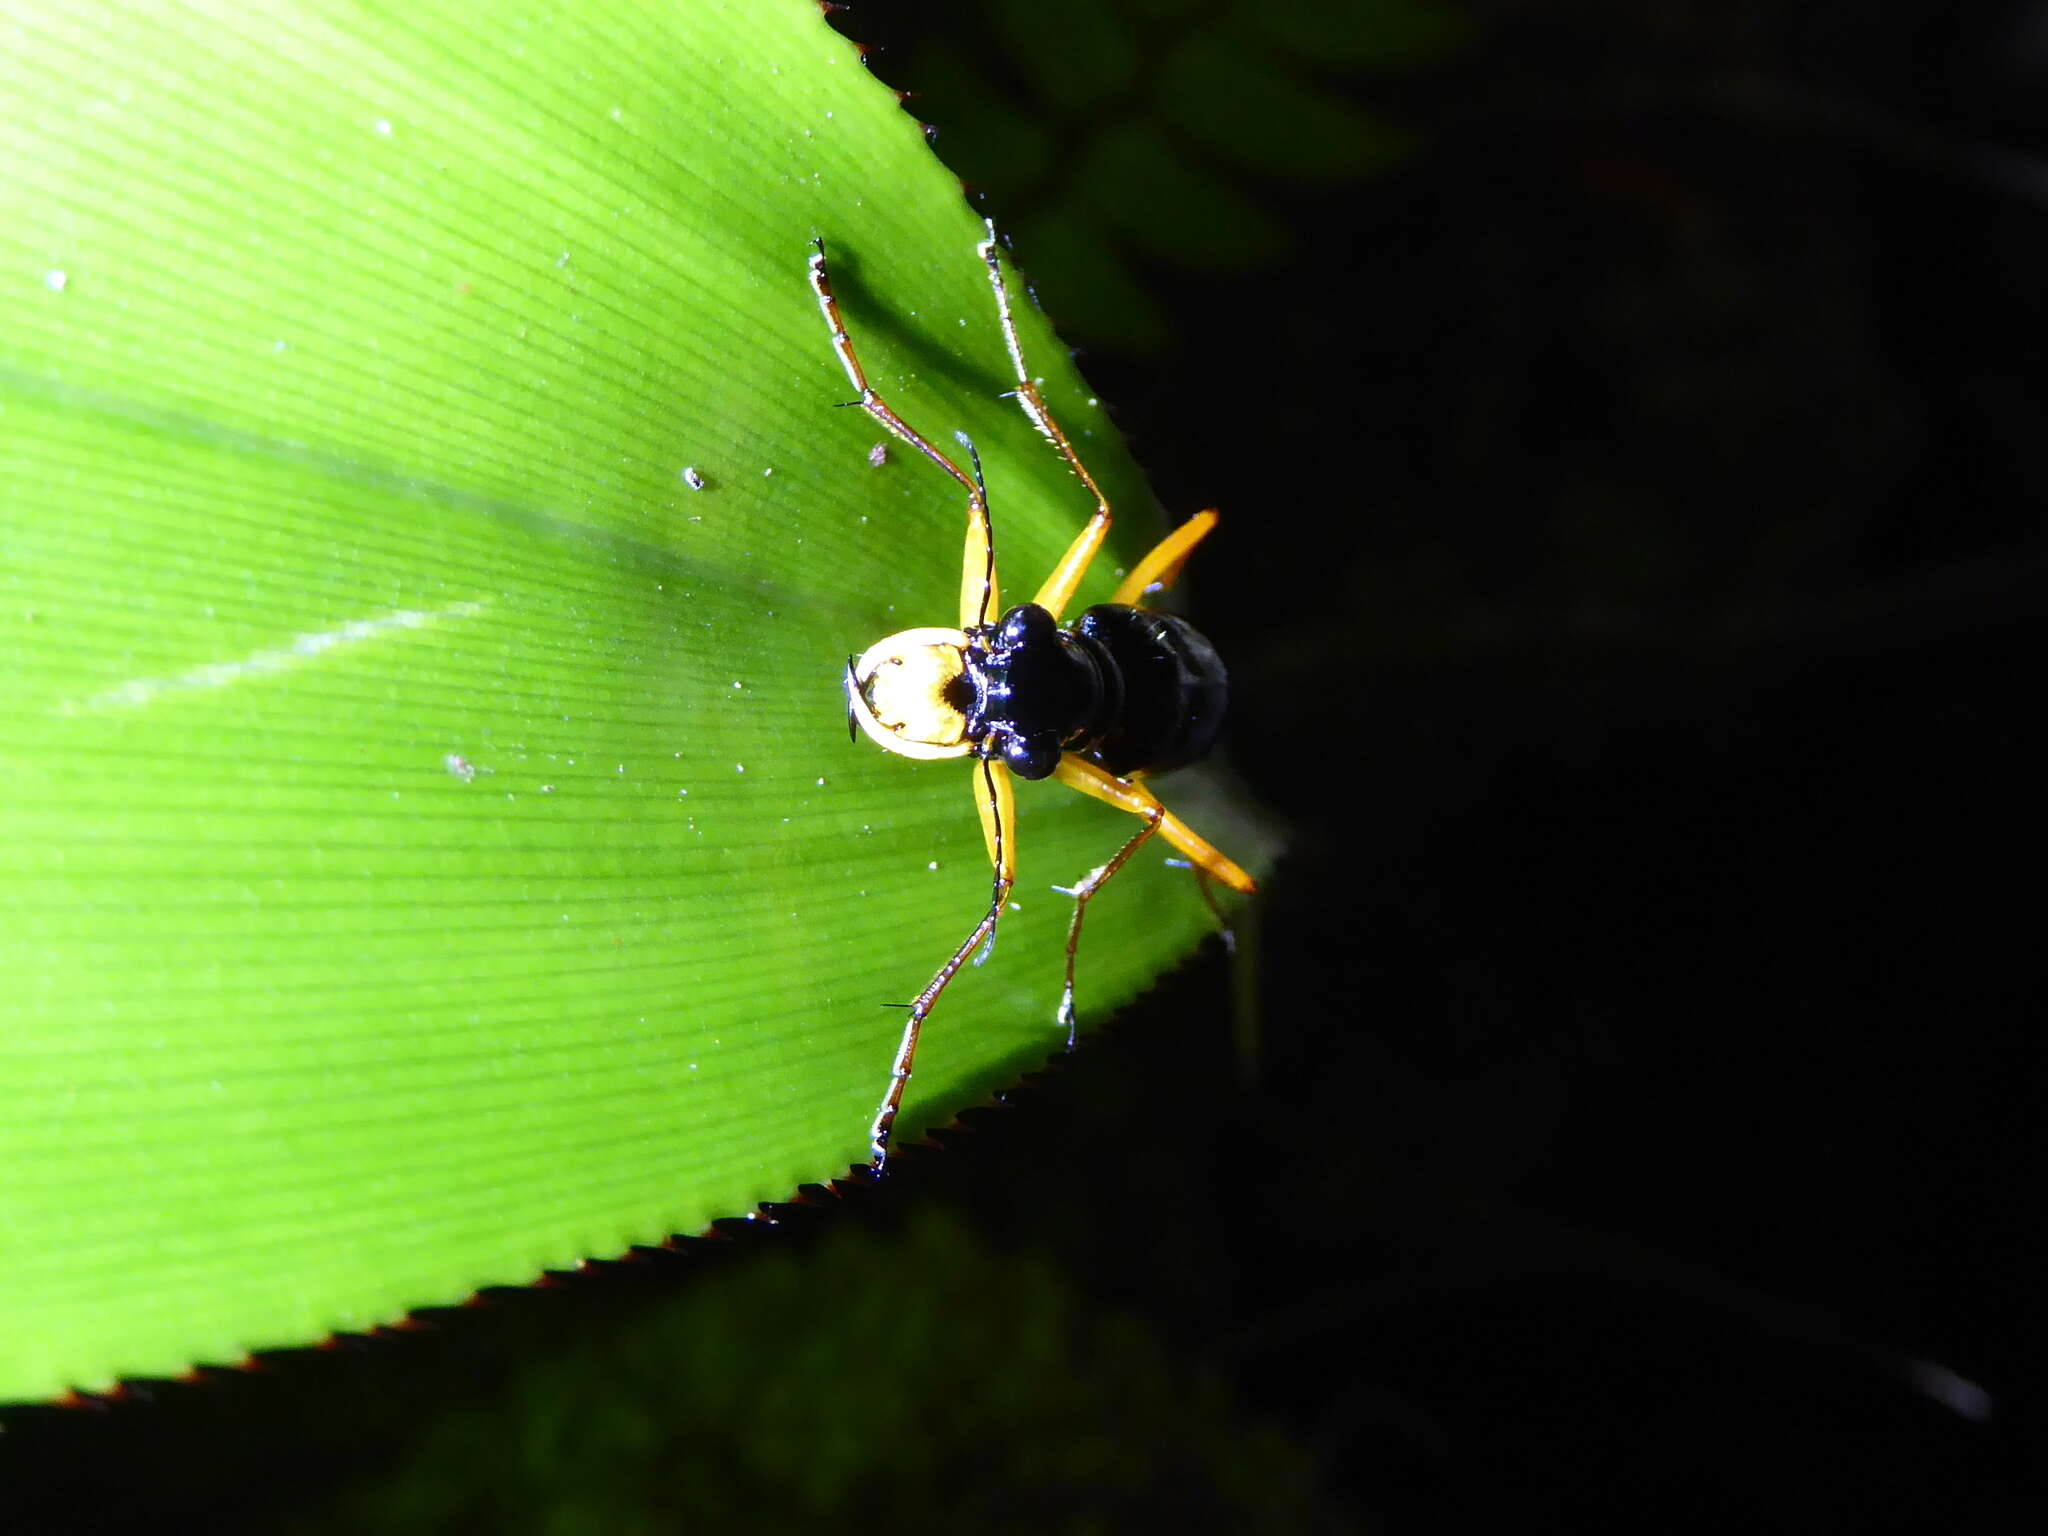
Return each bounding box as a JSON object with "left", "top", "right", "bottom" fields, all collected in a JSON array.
[
  {"left": 953, "top": 428, "right": 987, "bottom": 499},
  {"left": 954, "top": 429, "right": 996, "bottom": 626}
]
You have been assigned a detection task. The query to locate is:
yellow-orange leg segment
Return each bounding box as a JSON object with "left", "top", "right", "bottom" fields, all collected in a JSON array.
[
  {"left": 869, "top": 757, "right": 1017, "bottom": 1170},
  {"left": 809, "top": 239, "right": 999, "bottom": 628},
  {"left": 978, "top": 222, "right": 1115, "bottom": 621},
  {"left": 1048, "top": 755, "right": 1256, "bottom": 1043},
  {"left": 1052, "top": 757, "right": 1256, "bottom": 893},
  {"left": 1111, "top": 509, "right": 1219, "bottom": 607}
]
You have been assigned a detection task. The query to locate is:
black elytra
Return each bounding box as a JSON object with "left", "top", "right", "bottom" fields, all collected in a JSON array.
[{"left": 962, "top": 601, "right": 1228, "bottom": 782}]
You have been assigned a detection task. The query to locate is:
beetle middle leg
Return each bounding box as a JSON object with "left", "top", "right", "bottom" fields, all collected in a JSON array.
[
  {"left": 1050, "top": 804, "right": 1165, "bottom": 1049},
  {"left": 978, "top": 223, "right": 1117, "bottom": 621},
  {"left": 1046, "top": 756, "right": 1255, "bottom": 1045}
]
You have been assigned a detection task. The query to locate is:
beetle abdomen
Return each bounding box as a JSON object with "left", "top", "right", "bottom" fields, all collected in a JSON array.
[{"left": 1071, "top": 605, "right": 1227, "bottom": 778}]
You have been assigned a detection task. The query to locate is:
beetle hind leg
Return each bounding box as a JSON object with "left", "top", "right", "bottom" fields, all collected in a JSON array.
[{"left": 1110, "top": 510, "right": 1219, "bottom": 607}]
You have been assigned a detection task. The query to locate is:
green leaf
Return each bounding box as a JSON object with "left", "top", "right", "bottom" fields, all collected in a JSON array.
[{"left": 0, "top": 1, "right": 1269, "bottom": 1401}]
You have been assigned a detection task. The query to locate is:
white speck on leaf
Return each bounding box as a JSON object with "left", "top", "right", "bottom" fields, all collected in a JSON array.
[{"left": 67, "top": 599, "right": 488, "bottom": 714}]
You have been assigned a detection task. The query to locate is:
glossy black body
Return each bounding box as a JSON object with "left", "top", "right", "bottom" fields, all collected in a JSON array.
[{"left": 962, "top": 601, "right": 1228, "bottom": 781}]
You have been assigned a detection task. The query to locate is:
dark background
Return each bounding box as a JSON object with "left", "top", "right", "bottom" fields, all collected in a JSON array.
[{"left": 8, "top": 1, "right": 2043, "bottom": 1529}]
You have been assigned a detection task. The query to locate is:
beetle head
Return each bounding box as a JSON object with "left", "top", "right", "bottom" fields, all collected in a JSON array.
[{"left": 845, "top": 626, "right": 976, "bottom": 761}]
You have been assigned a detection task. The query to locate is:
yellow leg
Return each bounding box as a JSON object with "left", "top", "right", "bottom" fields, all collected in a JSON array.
[
  {"left": 1033, "top": 510, "right": 1110, "bottom": 622},
  {"left": 1048, "top": 755, "right": 1254, "bottom": 1044},
  {"left": 1110, "top": 510, "right": 1219, "bottom": 607},
  {"left": 1052, "top": 756, "right": 1257, "bottom": 894},
  {"left": 810, "top": 240, "right": 999, "bottom": 629},
  {"left": 974, "top": 753, "right": 1018, "bottom": 874},
  {"left": 979, "top": 224, "right": 1113, "bottom": 621},
  {"left": 868, "top": 757, "right": 1016, "bottom": 1171}
]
